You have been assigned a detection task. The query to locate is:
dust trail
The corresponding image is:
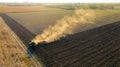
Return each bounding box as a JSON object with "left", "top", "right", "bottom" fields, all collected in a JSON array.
[{"left": 32, "top": 9, "right": 96, "bottom": 44}]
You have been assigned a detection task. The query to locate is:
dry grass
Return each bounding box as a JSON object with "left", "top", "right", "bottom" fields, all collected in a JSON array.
[
  {"left": 0, "top": 5, "right": 62, "bottom": 13},
  {"left": 0, "top": 17, "right": 36, "bottom": 67}
]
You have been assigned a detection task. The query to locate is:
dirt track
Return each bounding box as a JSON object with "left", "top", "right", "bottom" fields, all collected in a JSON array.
[{"left": 0, "top": 14, "right": 36, "bottom": 45}]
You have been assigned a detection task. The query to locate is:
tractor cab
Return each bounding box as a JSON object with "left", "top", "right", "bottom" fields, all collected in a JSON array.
[
  {"left": 27, "top": 41, "right": 36, "bottom": 54},
  {"left": 27, "top": 41, "right": 47, "bottom": 54}
]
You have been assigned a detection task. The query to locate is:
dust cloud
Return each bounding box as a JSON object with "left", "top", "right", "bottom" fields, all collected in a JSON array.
[{"left": 32, "top": 9, "right": 96, "bottom": 44}]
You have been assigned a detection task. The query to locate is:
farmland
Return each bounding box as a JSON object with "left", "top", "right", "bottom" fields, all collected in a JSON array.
[
  {"left": 7, "top": 9, "right": 73, "bottom": 34},
  {"left": 0, "top": 17, "right": 41, "bottom": 67},
  {"left": 0, "top": 5, "right": 62, "bottom": 13},
  {"left": 0, "top": 14, "right": 36, "bottom": 45},
  {"left": 75, "top": 10, "right": 120, "bottom": 33},
  {"left": 0, "top": 3, "right": 120, "bottom": 67},
  {"left": 7, "top": 9, "right": 120, "bottom": 34},
  {"left": 35, "top": 21, "right": 120, "bottom": 67},
  {"left": 1, "top": 13, "right": 120, "bottom": 67}
]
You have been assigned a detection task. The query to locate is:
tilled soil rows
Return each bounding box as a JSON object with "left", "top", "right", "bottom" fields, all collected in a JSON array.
[{"left": 36, "top": 21, "right": 120, "bottom": 67}]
